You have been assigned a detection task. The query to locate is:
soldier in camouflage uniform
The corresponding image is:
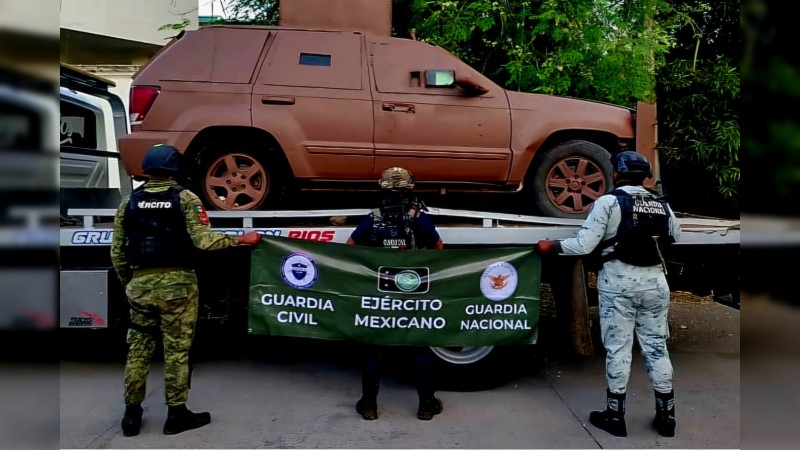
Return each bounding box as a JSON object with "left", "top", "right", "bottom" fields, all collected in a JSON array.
[
  {"left": 536, "top": 151, "right": 681, "bottom": 438},
  {"left": 111, "top": 144, "right": 261, "bottom": 436}
]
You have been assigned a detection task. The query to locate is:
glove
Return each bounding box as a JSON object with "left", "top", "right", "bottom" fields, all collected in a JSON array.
[
  {"left": 237, "top": 231, "right": 262, "bottom": 246},
  {"left": 535, "top": 240, "right": 558, "bottom": 256}
]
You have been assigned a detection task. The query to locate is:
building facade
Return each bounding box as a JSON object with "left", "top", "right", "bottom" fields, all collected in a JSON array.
[{"left": 60, "top": 0, "right": 200, "bottom": 112}]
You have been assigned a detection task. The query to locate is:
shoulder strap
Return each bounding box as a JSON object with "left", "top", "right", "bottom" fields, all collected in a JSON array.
[
  {"left": 608, "top": 188, "right": 629, "bottom": 199},
  {"left": 370, "top": 208, "right": 382, "bottom": 220},
  {"left": 592, "top": 190, "right": 630, "bottom": 263}
]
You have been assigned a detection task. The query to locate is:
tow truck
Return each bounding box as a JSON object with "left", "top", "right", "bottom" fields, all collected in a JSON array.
[{"left": 57, "top": 54, "right": 739, "bottom": 391}]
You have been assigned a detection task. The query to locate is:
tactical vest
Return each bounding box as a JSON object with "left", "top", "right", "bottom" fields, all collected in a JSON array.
[
  {"left": 123, "top": 185, "right": 195, "bottom": 269},
  {"left": 599, "top": 189, "right": 673, "bottom": 267},
  {"left": 362, "top": 200, "right": 427, "bottom": 250}
]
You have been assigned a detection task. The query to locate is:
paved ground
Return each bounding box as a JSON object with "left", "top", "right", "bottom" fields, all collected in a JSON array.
[{"left": 59, "top": 300, "right": 739, "bottom": 449}]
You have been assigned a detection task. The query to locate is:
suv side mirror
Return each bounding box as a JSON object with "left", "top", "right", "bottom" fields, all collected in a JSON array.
[
  {"left": 425, "top": 70, "right": 456, "bottom": 88},
  {"left": 454, "top": 75, "right": 490, "bottom": 96},
  {"left": 424, "top": 70, "right": 490, "bottom": 96}
]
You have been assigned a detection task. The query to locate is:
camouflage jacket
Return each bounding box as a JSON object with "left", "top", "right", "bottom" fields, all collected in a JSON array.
[{"left": 110, "top": 178, "right": 239, "bottom": 286}]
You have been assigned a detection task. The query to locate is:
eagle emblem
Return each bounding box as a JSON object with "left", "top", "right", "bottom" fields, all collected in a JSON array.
[{"left": 490, "top": 274, "right": 510, "bottom": 290}]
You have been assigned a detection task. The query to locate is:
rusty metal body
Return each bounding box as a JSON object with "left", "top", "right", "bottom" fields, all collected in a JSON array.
[{"left": 118, "top": 3, "right": 657, "bottom": 216}]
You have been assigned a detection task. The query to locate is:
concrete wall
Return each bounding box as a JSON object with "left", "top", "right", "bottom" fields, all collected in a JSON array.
[
  {"left": 280, "top": 0, "right": 391, "bottom": 36},
  {"left": 0, "top": 0, "right": 60, "bottom": 37},
  {"left": 60, "top": 0, "right": 199, "bottom": 45}
]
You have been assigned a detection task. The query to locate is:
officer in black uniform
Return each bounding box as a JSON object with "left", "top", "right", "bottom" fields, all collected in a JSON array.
[{"left": 347, "top": 167, "right": 444, "bottom": 421}]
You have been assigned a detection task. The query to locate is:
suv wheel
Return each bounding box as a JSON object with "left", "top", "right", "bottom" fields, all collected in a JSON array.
[
  {"left": 428, "top": 345, "right": 520, "bottom": 391},
  {"left": 529, "top": 140, "right": 613, "bottom": 218},
  {"left": 195, "top": 147, "right": 274, "bottom": 211}
]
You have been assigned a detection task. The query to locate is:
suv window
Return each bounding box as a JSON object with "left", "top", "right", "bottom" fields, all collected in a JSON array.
[
  {"left": 369, "top": 37, "right": 495, "bottom": 96},
  {"left": 259, "top": 31, "right": 362, "bottom": 90},
  {"left": 157, "top": 27, "right": 269, "bottom": 83},
  {"left": 60, "top": 100, "right": 97, "bottom": 150},
  {"left": 60, "top": 95, "right": 108, "bottom": 189}
]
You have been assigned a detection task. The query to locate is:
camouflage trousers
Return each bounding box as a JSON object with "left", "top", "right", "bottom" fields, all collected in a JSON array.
[
  {"left": 123, "top": 271, "right": 199, "bottom": 406},
  {"left": 599, "top": 283, "right": 674, "bottom": 395}
]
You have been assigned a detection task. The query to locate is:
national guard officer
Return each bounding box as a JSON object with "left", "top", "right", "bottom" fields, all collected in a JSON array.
[
  {"left": 347, "top": 167, "right": 444, "bottom": 421},
  {"left": 535, "top": 151, "right": 681, "bottom": 437},
  {"left": 111, "top": 144, "right": 261, "bottom": 436}
]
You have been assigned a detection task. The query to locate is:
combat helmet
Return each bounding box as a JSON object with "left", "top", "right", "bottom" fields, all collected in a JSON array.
[
  {"left": 141, "top": 144, "right": 184, "bottom": 176},
  {"left": 378, "top": 167, "right": 415, "bottom": 190},
  {"left": 610, "top": 151, "right": 652, "bottom": 179}
]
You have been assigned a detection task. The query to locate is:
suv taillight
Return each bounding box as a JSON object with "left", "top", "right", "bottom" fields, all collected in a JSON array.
[{"left": 129, "top": 86, "right": 160, "bottom": 126}]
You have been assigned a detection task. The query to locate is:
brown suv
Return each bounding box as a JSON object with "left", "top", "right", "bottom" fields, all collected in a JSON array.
[{"left": 119, "top": 25, "right": 657, "bottom": 218}]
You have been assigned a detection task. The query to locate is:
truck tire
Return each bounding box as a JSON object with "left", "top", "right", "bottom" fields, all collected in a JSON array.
[
  {"left": 429, "top": 345, "right": 520, "bottom": 391},
  {"left": 529, "top": 140, "right": 613, "bottom": 218},
  {"left": 192, "top": 142, "right": 286, "bottom": 211}
]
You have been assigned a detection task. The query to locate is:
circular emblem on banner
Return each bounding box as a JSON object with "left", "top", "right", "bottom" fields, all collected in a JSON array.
[
  {"left": 395, "top": 270, "right": 422, "bottom": 292},
  {"left": 480, "top": 261, "right": 518, "bottom": 301},
  {"left": 281, "top": 252, "right": 319, "bottom": 289}
]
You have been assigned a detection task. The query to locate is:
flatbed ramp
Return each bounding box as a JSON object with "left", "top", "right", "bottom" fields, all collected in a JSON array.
[{"left": 59, "top": 207, "right": 739, "bottom": 246}]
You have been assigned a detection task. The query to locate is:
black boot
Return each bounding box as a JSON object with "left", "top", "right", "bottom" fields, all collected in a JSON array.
[
  {"left": 121, "top": 404, "right": 143, "bottom": 437},
  {"left": 355, "top": 379, "right": 379, "bottom": 420},
  {"left": 356, "top": 397, "right": 378, "bottom": 420},
  {"left": 357, "top": 351, "right": 380, "bottom": 420},
  {"left": 163, "top": 404, "right": 211, "bottom": 435},
  {"left": 653, "top": 390, "right": 676, "bottom": 437},
  {"left": 589, "top": 390, "right": 627, "bottom": 437},
  {"left": 417, "top": 395, "right": 443, "bottom": 421}
]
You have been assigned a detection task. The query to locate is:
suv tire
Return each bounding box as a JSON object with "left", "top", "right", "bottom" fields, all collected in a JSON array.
[
  {"left": 529, "top": 140, "right": 613, "bottom": 218},
  {"left": 192, "top": 142, "right": 285, "bottom": 211}
]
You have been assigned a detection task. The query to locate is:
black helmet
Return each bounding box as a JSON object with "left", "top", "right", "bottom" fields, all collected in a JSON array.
[
  {"left": 610, "top": 151, "right": 652, "bottom": 178},
  {"left": 142, "top": 144, "right": 184, "bottom": 176}
]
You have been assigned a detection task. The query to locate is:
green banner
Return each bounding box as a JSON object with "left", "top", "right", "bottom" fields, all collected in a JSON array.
[{"left": 248, "top": 236, "right": 541, "bottom": 346}]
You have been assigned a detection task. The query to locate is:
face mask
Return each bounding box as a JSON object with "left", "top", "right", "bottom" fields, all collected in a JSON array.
[{"left": 380, "top": 190, "right": 410, "bottom": 218}]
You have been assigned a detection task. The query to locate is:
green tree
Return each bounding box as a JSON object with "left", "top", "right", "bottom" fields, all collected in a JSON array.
[
  {"left": 158, "top": 18, "right": 192, "bottom": 39},
  {"left": 656, "top": 0, "right": 740, "bottom": 210},
  {"left": 404, "top": 0, "right": 673, "bottom": 107},
  {"left": 226, "top": 0, "right": 280, "bottom": 25}
]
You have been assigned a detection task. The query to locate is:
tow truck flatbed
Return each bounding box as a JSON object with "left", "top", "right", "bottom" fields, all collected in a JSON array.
[{"left": 59, "top": 207, "right": 739, "bottom": 247}]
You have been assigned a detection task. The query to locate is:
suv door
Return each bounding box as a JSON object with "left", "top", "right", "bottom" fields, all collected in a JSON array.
[
  {"left": 368, "top": 36, "right": 511, "bottom": 183},
  {"left": 252, "top": 30, "right": 374, "bottom": 180}
]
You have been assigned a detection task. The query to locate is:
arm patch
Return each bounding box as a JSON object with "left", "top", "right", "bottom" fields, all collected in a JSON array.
[{"left": 194, "top": 204, "right": 209, "bottom": 225}]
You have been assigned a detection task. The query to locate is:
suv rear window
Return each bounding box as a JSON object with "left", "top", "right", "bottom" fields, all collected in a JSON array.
[
  {"left": 258, "top": 31, "right": 361, "bottom": 90},
  {"left": 60, "top": 100, "right": 97, "bottom": 150},
  {"left": 154, "top": 27, "right": 269, "bottom": 84}
]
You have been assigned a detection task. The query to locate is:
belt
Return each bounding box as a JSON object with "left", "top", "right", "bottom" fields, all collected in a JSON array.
[{"left": 132, "top": 267, "right": 193, "bottom": 277}]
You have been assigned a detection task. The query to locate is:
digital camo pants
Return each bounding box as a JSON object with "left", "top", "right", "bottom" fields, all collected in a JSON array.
[
  {"left": 599, "top": 285, "right": 674, "bottom": 394},
  {"left": 123, "top": 273, "right": 199, "bottom": 406}
]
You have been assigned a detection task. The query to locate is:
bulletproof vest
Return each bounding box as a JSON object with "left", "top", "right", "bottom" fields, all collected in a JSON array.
[
  {"left": 363, "top": 201, "right": 421, "bottom": 250},
  {"left": 123, "top": 185, "right": 195, "bottom": 269},
  {"left": 601, "top": 189, "right": 673, "bottom": 267}
]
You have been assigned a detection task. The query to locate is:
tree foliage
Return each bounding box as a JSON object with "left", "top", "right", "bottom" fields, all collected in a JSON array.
[
  {"left": 400, "top": 0, "right": 673, "bottom": 106},
  {"left": 656, "top": 0, "right": 739, "bottom": 204},
  {"left": 227, "top": 0, "right": 280, "bottom": 25}
]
